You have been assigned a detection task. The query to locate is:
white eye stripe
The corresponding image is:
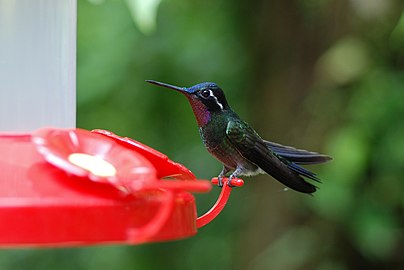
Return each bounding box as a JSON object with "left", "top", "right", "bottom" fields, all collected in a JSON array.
[
  {"left": 200, "top": 89, "right": 224, "bottom": 110},
  {"left": 208, "top": 90, "right": 224, "bottom": 110}
]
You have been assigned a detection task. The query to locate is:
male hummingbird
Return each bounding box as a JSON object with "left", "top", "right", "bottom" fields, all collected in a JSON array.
[{"left": 146, "top": 80, "right": 331, "bottom": 194}]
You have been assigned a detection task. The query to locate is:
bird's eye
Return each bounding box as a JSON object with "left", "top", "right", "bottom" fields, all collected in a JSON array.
[{"left": 201, "top": 89, "right": 211, "bottom": 98}]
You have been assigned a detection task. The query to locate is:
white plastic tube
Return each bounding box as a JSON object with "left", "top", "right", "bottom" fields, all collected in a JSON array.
[{"left": 0, "top": 0, "right": 76, "bottom": 131}]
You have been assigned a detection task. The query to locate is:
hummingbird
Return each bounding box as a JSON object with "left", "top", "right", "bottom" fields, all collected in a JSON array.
[{"left": 146, "top": 80, "right": 332, "bottom": 194}]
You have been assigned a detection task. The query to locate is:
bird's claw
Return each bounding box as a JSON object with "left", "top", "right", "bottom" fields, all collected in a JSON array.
[
  {"left": 227, "top": 169, "right": 241, "bottom": 188},
  {"left": 217, "top": 176, "right": 224, "bottom": 187},
  {"left": 217, "top": 177, "right": 235, "bottom": 188},
  {"left": 227, "top": 177, "right": 235, "bottom": 187}
]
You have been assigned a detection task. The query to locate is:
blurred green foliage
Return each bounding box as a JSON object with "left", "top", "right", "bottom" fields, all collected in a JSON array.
[{"left": 1, "top": 0, "right": 404, "bottom": 269}]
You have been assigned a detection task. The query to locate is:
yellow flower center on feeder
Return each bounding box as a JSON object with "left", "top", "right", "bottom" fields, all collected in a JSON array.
[{"left": 68, "top": 153, "right": 117, "bottom": 177}]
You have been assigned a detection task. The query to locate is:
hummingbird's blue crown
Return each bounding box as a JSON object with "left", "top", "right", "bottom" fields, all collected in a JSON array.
[{"left": 187, "top": 82, "right": 219, "bottom": 93}]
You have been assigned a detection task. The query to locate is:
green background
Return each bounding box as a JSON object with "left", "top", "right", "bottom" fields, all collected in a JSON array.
[{"left": 1, "top": 0, "right": 404, "bottom": 269}]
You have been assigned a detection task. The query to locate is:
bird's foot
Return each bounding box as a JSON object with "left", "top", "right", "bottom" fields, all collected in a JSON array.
[
  {"left": 217, "top": 176, "right": 224, "bottom": 187},
  {"left": 227, "top": 169, "right": 242, "bottom": 188},
  {"left": 227, "top": 176, "right": 235, "bottom": 187},
  {"left": 217, "top": 176, "right": 234, "bottom": 188},
  {"left": 212, "top": 176, "right": 244, "bottom": 188}
]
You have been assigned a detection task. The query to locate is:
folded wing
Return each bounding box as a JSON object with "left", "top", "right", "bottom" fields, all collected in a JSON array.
[{"left": 226, "top": 120, "right": 318, "bottom": 194}]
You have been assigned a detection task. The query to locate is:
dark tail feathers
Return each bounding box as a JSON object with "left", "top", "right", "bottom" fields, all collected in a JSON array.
[
  {"left": 265, "top": 140, "right": 332, "bottom": 184},
  {"left": 265, "top": 141, "right": 332, "bottom": 165}
]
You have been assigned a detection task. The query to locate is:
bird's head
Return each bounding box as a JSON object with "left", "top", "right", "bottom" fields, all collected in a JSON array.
[{"left": 146, "top": 80, "right": 230, "bottom": 126}]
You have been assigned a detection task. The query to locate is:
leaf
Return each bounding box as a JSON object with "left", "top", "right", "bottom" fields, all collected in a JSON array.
[{"left": 125, "top": 0, "right": 162, "bottom": 34}]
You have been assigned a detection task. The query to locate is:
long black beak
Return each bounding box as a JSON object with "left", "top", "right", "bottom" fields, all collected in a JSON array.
[{"left": 146, "top": 80, "right": 189, "bottom": 93}]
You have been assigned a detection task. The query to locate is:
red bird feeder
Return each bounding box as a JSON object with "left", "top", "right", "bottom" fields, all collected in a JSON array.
[{"left": 0, "top": 128, "right": 243, "bottom": 246}]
